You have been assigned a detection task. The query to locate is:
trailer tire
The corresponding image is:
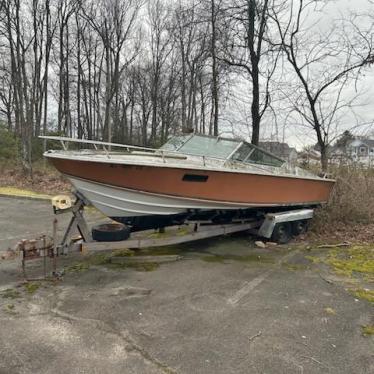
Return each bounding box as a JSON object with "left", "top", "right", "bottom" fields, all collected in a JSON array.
[
  {"left": 92, "top": 223, "right": 130, "bottom": 242},
  {"left": 271, "top": 222, "right": 292, "bottom": 244},
  {"left": 291, "top": 220, "right": 309, "bottom": 236}
]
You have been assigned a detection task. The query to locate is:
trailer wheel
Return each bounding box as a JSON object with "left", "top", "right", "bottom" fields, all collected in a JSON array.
[
  {"left": 92, "top": 223, "right": 130, "bottom": 242},
  {"left": 271, "top": 222, "right": 292, "bottom": 244},
  {"left": 292, "top": 220, "right": 309, "bottom": 236}
]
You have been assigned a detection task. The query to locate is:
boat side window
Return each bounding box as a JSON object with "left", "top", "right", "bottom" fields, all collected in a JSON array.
[
  {"left": 247, "top": 148, "right": 284, "bottom": 167},
  {"left": 231, "top": 143, "right": 284, "bottom": 167},
  {"left": 231, "top": 143, "right": 254, "bottom": 162}
]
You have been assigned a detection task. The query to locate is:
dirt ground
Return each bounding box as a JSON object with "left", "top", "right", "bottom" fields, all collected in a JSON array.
[{"left": 0, "top": 197, "right": 373, "bottom": 374}]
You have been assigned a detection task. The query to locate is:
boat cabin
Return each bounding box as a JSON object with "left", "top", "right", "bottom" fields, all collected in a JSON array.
[{"left": 161, "top": 134, "right": 285, "bottom": 167}]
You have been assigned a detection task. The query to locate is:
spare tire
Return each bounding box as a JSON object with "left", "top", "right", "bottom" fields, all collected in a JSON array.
[{"left": 92, "top": 223, "right": 130, "bottom": 242}]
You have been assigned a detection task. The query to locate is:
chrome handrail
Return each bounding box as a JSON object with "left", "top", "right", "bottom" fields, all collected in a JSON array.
[
  {"left": 39, "top": 135, "right": 228, "bottom": 166},
  {"left": 40, "top": 136, "right": 327, "bottom": 180},
  {"left": 39, "top": 135, "right": 154, "bottom": 152}
]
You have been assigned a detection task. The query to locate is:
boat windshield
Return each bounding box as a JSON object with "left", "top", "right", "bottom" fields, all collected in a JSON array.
[
  {"left": 231, "top": 143, "right": 284, "bottom": 167},
  {"left": 160, "top": 134, "right": 192, "bottom": 151},
  {"left": 161, "top": 135, "right": 240, "bottom": 159},
  {"left": 161, "top": 134, "right": 284, "bottom": 167}
]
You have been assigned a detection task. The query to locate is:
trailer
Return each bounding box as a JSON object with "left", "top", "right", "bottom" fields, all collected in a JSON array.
[
  {"left": 17, "top": 192, "right": 315, "bottom": 280},
  {"left": 52, "top": 192, "right": 314, "bottom": 253}
]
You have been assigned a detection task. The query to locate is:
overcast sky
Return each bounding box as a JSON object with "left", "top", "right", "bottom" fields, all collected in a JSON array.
[{"left": 223, "top": 0, "right": 374, "bottom": 150}]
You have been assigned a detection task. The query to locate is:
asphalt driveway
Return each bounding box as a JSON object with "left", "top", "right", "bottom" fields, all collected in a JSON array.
[{"left": 0, "top": 197, "right": 373, "bottom": 374}]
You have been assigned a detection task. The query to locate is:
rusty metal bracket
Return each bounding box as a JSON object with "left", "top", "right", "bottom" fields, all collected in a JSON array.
[
  {"left": 17, "top": 235, "right": 55, "bottom": 281},
  {"left": 56, "top": 191, "right": 92, "bottom": 254}
]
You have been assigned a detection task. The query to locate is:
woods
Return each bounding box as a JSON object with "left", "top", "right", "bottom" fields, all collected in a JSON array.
[{"left": 0, "top": 0, "right": 373, "bottom": 174}]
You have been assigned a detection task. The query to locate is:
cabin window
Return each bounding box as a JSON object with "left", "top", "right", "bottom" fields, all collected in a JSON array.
[
  {"left": 182, "top": 174, "right": 208, "bottom": 182},
  {"left": 370, "top": 148, "right": 374, "bottom": 154},
  {"left": 360, "top": 147, "right": 366, "bottom": 154},
  {"left": 231, "top": 144, "right": 284, "bottom": 167},
  {"left": 247, "top": 149, "right": 284, "bottom": 167},
  {"left": 231, "top": 143, "right": 253, "bottom": 161}
]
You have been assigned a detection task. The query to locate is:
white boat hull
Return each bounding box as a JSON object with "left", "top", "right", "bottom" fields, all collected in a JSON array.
[{"left": 69, "top": 177, "right": 250, "bottom": 218}]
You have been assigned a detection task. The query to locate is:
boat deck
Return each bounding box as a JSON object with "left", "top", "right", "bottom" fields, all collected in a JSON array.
[{"left": 45, "top": 149, "right": 320, "bottom": 180}]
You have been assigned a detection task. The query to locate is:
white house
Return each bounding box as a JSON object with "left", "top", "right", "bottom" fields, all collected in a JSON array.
[{"left": 346, "top": 138, "right": 374, "bottom": 166}]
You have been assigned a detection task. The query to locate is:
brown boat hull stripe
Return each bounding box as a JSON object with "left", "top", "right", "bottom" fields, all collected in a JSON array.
[{"left": 49, "top": 158, "right": 335, "bottom": 205}]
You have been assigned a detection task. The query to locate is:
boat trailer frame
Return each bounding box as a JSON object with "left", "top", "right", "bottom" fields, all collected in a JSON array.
[
  {"left": 54, "top": 192, "right": 314, "bottom": 254},
  {"left": 55, "top": 192, "right": 261, "bottom": 253},
  {"left": 19, "top": 192, "right": 314, "bottom": 280}
]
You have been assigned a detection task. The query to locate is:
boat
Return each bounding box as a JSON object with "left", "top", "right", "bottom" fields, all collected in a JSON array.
[{"left": 41, "top": 134, "right": 335, "bottom": 230}]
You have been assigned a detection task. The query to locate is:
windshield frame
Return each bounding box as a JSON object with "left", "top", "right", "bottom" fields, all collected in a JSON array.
[
  {"left": 161, "top": 134, "right": 286, "bottom": 167},
  {"left": 230, "top": 141, "right": 285, "bottom": 167}
]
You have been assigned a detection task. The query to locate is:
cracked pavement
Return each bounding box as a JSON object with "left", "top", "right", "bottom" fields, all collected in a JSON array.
[{"left": 0, "top": 197, "right": 373, "bottom": 374}]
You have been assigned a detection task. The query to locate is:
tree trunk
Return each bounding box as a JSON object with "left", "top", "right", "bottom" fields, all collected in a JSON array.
[
  {"left": 104, "top": 46, "right": 112, "bottom": 142},
  {"left": 320, "top": 146, "right": 328, "bottom": 172},
  {"left": 210, "top": 0, "right": 219, "bottom": 136},
  {"left": 251, "top": 65, "right": 260, "bottom": 145}
]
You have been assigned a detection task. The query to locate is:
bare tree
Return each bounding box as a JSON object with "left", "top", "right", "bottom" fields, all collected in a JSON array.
[
  {"left": 210, "top": 0, "right": 220, "bottom": 136},
  {"left": 56, "top": 0, "right": 78, "bottom": 137},
  {"left": 272, "top": 0, "right": 374, "bottom": 171},
  {"left": 0, "top": 0, "right": 52, "bottom": 174},
  {"left": 1, "top": 0, "right": 373, "bottom": 175},
  {"left": 82, "top": 0, "right": 141, "bottom": 143},
  {"left": 173, "top": 2, "right": 214, "bottom": 134},
  {"left": 221, "top": 0, "right": 280, "bottom": 145},
  {"left": 147, "top": 0, "right": 172, "bottom": 144}
]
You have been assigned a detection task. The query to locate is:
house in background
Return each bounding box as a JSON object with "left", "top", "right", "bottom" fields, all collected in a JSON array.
[
  {"left": 347, "top": 138, "right": 374, "bottom": 161},
  {"left": 259, "top": 141, "right": 298, "bottom": 165},
  {"left": 329, "top": 137, "right": 374, "bottom": 167}
]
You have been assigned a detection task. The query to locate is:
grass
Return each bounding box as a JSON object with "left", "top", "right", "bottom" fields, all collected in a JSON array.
[
  {"left": 324, "top": 307, "right": 336, "bottom": 315},
  {"left": 325, "top": 245, "right": 374, "bottom": 277},
  {"left": 201, "top": 253, "right": 273, "bottom": 264},
  {"left": 66, "top": 249, "right": 161, "bottom": 273},
  {"left": 306, "top": 245, "right": 374, "bottom": 279},
  {"left": 1, "top": 288, "right": 21, "bottom": 299},
  {"left": 282, "top": 263, "right": 309, "bottom": 271},
  {"left": 352, "top": 289, "right": 374, "bottom": 303},
  {"left": 24, "top": 282, "right": 40, "bottom": 294},
  {"left": 139, "top": 245, "right": 183, "bottom": 256},
  {"left": 66, "top": 262, "right": 90, "bottom": 273},
  {"left": 3, "top": 303, "right": 16, "bottom": 314},
  {"left": 111, "top": 248, "right": 134, "bottom": 257},
  {"left": 304, "top": 244, "right": 373, "bottom": 303},
  {"left": 361, "top": 325, "right": 374, "bottom": 336},
  {"left": 0, "top": 186, "right": 51, "bottom": 199}
]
